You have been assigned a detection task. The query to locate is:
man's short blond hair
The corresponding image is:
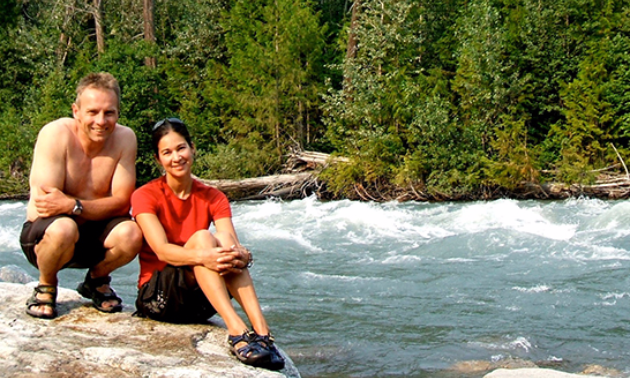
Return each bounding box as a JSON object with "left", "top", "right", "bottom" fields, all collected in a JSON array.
[{"left": 75, "top": 72, "right": 121, "bottom": 111}]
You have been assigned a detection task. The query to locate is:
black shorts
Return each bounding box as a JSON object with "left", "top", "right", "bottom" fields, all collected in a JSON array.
[
  {"left": 20, "top": 215, "right": 131, "bottom": 269},
  {"left": 135, "top": 265, "right": 218, "bottom": 324}
]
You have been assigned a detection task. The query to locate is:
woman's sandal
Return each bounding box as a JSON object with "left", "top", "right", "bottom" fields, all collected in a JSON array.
[
  {"left": 227, "top": 330, "right": 271, "bottom": 367},
  {"left": 25, "top": 284, "right": 58, "bottom": 319},
  {"left": 76, "top": 272, "right": 123, "bottom": 313},
  {"left": 254, "top": 333, "right": 286, "bottom": 371}
]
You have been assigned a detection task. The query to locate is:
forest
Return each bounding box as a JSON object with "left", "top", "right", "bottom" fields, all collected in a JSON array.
[{"left": 1, "top": 0, "right": 630, "bottom": 201}]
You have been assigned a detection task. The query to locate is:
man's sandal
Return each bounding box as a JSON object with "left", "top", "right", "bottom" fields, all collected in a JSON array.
[
  {"left": 25, "top": 284, "right": 58, "bottom": 319},
  {"left": 77, "top": 272, "right": 123, "bottom": 313},
  {"left": 254, "top": 333, "right": 286, "bottom": 370},
  {"left": 227, "top": 330, "right": 271, "bottom": 367}
]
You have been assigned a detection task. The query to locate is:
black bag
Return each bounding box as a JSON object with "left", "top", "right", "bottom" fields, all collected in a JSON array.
[{"left": 135, "top": 265, "right": 216, "bottom": 324}]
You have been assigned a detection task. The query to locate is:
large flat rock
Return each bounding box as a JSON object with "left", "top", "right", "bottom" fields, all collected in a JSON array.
[{"left": 0, "top": 282, "right": 300, "bottom": 378}]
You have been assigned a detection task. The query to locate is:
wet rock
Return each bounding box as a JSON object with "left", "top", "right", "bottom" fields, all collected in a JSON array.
[
  {"left": 0, "top": 282, "right": 300, "bottom": 378},
  {"left": 0, "top": 265, "right": 34, "bottom": 284},
  {"left": 581, "top": 364, "right": 624, "bottom": 377},
  {"left": 484, "top": 367, "right": 606, "bottom": 378},
  {"left": 449, "top": 357, "right": 538, "bottom": 374}
]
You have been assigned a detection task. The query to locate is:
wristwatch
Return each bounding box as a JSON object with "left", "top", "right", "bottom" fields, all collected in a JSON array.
[
  {"left": 72, "top": 199, "right": 83, "bottom": 215},
  {"left": 246, "top": 250, "right": 254, "bottom": 268}
]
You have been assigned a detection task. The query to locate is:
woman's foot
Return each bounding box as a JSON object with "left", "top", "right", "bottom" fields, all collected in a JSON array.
[
  {"left": 254, "top": 333, "right": 286, "bottom": 371},
  {"left": 227, "top": 330, "right": 271, "bottom": 367}
]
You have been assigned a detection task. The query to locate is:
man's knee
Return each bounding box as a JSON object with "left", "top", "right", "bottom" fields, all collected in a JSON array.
[
  {"left": 43, "top": 217, "right": 79, "bottom": 247},
  {"left": 108, "top": 221, "right": 143, "bottom": 255}
]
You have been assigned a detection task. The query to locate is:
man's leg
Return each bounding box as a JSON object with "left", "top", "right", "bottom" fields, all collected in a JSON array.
[
  {"left": 30, "top": 217, "right": 79, "bottom": 317},
  {"left": 88, "top": 219, "right": 142, "bottom": 310}
]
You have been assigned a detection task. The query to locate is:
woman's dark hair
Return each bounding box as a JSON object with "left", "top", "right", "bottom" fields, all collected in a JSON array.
[{"left": 151, "top": 118, "right": 193, "bottom": 155}]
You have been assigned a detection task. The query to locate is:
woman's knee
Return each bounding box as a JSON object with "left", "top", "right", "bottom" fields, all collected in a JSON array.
[
  {"left": 186, "top": 229, "right": 218, "bottom": 249},
  {"left": 213, "top": 231, "right": 236, "bottom": 247}
]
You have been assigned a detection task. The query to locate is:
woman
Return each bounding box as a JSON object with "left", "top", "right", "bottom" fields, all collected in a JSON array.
[{"left": 131, "top": 118, "right": 284, "bottom": 370}]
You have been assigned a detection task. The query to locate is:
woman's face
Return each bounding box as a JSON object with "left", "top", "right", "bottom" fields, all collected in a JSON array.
[{"left": 156, "top": 130, "right": 194, "bottom": 179}]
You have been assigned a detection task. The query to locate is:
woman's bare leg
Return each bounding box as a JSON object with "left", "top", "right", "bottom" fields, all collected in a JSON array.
[
  {"left": 186, "top": 230, "right": 270, "bottom": 335},
  {"left": 213, "top": 231, "right": 270, "bottom": 335},
  {"left": 186, "top": 230, "right": 248, "bottom": 335}
]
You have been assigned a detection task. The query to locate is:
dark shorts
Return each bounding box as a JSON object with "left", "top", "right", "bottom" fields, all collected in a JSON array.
[
  {"left": 20, "top": 215, "right": 131, "bottom": 269},
  {"left": 135, "top": 265, "right": 218, "bottom": 324}
]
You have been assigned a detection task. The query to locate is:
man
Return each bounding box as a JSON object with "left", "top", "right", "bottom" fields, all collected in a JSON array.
[{"left": 19, "top": 72, "right": 142, "bottom": 319}]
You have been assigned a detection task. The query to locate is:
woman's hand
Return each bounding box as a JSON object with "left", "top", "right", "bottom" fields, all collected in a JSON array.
[
  {"left": 231, "top": 244, "right": 253, "bottom": 268},
  {"left": 204, "top": 245, "right": 251, "bottom": 276}
]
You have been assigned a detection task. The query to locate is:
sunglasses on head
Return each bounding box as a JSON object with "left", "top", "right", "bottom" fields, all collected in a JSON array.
[{"left": 153, "top": 117, "right": 184, "bottom": 131}]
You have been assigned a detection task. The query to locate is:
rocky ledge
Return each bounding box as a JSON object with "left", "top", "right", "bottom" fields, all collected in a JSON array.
[{"left": 0, "top": 281, "right": 300, "bottom": 378}]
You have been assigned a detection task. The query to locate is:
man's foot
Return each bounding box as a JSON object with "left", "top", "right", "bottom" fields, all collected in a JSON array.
[
  {"left": 76, "top": 271, "right": 122, "bottom": 313},
  {"left": 26, "top": 284, "right": 58, "bottom": 319}
]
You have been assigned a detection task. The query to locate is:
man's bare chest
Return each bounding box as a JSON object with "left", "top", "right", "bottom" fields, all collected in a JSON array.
[{"left": 65, "top": 155, "right": 118, "bottom": 199}]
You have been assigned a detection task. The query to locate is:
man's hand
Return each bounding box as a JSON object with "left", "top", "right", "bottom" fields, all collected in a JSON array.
[{"left": 34, "top": 185, "right": 73, "bottom": 218}]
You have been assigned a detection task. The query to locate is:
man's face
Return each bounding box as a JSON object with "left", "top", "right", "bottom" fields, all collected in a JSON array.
[{"left": 72, "top": 87, "right": 119, "bottom": 144}]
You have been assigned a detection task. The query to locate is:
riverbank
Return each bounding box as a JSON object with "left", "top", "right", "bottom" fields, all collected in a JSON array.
[{"left": 4, "top": 151, "right": 630, "bottom": 202}]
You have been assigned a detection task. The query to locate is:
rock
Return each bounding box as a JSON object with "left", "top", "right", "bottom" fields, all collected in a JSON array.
[
  {"left": 0, "top": 282, "right": 300, "bottom": 378},
  {"left": 450, "top": 357, "right": 538, "bottom": 374},
  {"left": 581, "top": 365, "right": 624, "bottom": 377},
  {"left": 484, "top": 368, "right": 605, "bottom": 378},
  {"left": 0, "top": 265, "right": 34, "bottom": 284}
]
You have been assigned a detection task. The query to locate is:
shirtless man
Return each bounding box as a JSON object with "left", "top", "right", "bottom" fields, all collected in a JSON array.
[{"left": 19, "top": 72, "right": 142, "bottom": 319}]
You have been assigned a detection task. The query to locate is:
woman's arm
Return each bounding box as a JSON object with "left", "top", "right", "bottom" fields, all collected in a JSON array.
[
  {"left": 135, "top": 213, "right": 231, "bottom": 270},
  {"left": 214, "top": 217, "right": 252, "bottom": 268}
]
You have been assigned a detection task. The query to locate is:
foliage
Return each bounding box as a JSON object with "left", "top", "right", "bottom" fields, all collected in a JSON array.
[{"left": 2, "top": 0, "right": 630, "bottom": 198}]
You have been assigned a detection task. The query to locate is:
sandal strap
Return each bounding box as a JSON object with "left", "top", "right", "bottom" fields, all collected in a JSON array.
[
  {"left": 228, "top": 330, "right": 267, "bottom": 357},
  {"left": 237, "top": 341, "right": 267, "bottom": 357},
  {"left": 85, "top": 273, "right": 112, "bottom": 287},
  {"left": 34, "top": 284, "right": 58, "bottom": 298},
  {"left": 228, "top": 330, "right": 255, "bottom": 347},
  {"left": 27, "top": 285, "right": 57, "bottom": 307},
  {"left": 254, "top": 333, "right": 276, "bottom": 347}
]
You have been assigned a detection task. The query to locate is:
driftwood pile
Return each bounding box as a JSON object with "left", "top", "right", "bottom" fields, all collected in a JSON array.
[
  {"left": 200, "top": 150, "right": 343, "bottom": 201},
  {"left": 204, "top": 150, "right": 630, "bottom": 202}
]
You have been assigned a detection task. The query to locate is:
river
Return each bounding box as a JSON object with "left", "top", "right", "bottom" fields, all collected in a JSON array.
[{"left": 1, "top": 197, "right": 630, "bottom": 377}]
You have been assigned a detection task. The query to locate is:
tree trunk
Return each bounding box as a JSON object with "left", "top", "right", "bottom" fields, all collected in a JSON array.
[
  {"left": 143, "top": 0, "right": 157, "bottom": 68},
  {"left": 93, "top": 0, "right": 105, "bottom": 55},
  {"left": 346, "top": 0, "right": 360, "bottom": 60},
  {"left": 344, "top": 0, "right": 361, "bottom": 96},
  {"left": 56, "top": 4, "right": 73, "bottom": 66}
]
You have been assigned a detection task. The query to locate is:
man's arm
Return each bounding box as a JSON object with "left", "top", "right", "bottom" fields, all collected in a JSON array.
[{"left": 27, "top": 121, "right": 71, "bottom": 220}]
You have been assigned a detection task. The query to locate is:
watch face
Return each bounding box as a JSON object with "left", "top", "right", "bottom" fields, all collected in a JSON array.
[{"left": 73, "top": 200, "right": 83, "bottom": 215}]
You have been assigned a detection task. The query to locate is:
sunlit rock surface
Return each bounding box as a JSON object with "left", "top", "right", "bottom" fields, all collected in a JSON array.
[{"left": 0, "top": 282, "right": 300, "bottom": 378}]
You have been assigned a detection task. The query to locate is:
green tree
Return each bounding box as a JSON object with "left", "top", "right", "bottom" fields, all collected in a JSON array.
[
  {"left": 197, "top": 0, "right": 326, "bottom": 179},
  {"left": 322, "top": 0, "right": 425, "bottom": 195}
]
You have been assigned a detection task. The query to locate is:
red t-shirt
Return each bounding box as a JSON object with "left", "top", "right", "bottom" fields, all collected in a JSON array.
[{"left": 131, "top": 176, "right": 232, "bottom": 287}]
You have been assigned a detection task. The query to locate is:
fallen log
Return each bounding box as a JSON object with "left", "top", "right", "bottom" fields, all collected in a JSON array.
[
  {"left": 198, "top": 150, "right": 343, "bottom": 201},
  {"left": 198, "top": 172, "right": 320, "bottom": 201}
]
